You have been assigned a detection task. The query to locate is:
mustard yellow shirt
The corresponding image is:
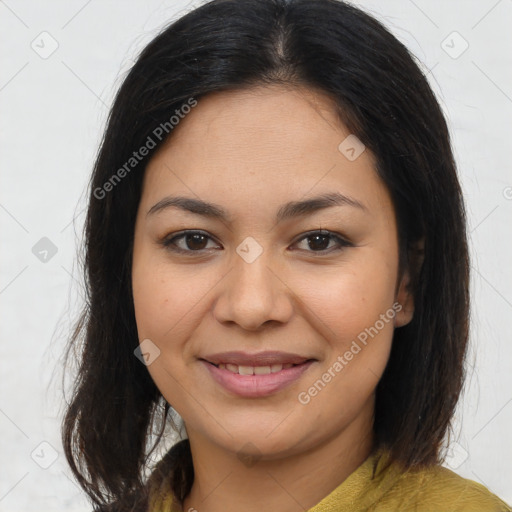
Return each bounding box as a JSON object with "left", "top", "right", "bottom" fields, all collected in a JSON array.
[{"left": 148, "top": 448, "right": 511, "bottom": 512}]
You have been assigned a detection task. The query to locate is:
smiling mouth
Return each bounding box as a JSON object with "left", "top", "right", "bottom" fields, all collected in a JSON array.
[
  {"left": 205, "top": 361, "right": 310, "bottom": 375},
  {"left": 201, "top": 357, "right": 316, "bottom": 398}
]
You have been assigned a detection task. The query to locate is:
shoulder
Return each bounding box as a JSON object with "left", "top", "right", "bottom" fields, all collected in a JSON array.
[
  {"left": 146, "top": 441, "right": 192, "bottom": 512},
  {"left": 91, "top": 494, "right": 149, "bottom": 512},
  {"left": 380, "top": 463, "right": 511, "bottom": 512},
  {"left": 92, "top": 500, "right": 147, "bottom": 512}
]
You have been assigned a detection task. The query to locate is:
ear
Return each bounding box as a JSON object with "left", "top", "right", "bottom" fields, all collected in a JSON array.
[
  {"left": 394, "top": 238, "right": 424, "bottom": 328},
  {"left": 394, "top": 269, "right": 414, "bottom": 327}
]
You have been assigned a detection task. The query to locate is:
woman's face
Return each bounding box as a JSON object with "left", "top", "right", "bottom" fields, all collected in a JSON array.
[{"left": 132, "top": 84, "right": 413, "bottom": 460}]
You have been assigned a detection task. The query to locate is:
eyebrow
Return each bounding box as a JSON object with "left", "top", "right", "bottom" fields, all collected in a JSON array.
[{"left": 146, "top": 191, "right": 368, "bottom": 223}]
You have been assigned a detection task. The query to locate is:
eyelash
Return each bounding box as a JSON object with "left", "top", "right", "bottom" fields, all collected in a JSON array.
[{"left": 160, "top": 229, "right": 353, "bottom": 256}]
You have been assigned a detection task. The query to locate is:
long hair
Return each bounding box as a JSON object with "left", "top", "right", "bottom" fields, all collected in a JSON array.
[{"left": 61, "top": 0, "right": 469, "bottom": 509}]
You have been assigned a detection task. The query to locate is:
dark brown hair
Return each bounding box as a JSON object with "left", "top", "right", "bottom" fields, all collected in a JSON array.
[{"left": 61, "top": 0, "right": 469, "bottom": 510}]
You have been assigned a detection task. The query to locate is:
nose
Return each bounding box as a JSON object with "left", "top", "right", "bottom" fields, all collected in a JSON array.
[{"left": 212, "top": 246, "right": 294, "bottom": 331}]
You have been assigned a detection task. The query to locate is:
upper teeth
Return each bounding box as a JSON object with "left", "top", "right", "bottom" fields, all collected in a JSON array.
[{"left": 218, "top": 363, "right": 294, "bottom": 375}]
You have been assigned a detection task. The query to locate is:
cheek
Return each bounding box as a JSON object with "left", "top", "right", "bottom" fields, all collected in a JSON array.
[
  {"left": 131, "top": 257, "right": 209, "bottom": 410},
  {"left": 132, "top": 242, "right": 188, "bottom": 330},
  {"left": 131, "top": 255, "right": 219, "bottom": 354},
  {"left": 298, "top": 255, "right": 397, "bottom": 342},
  {"left": 132, "top": 262, "right": 174, "bottom": 339},
  {"left": 293, "top": 258, "right": 397, "bottom": 405}
]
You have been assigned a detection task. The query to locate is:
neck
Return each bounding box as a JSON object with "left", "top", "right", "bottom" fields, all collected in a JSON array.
[{"left": 181, "top": 402, "right": 375, "bottom": 512}]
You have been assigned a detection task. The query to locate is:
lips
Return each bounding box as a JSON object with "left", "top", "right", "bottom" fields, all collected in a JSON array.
[
  {"left": 201, "top": 350, "right": 313, "bottom": 367},
  {"left": 201, "top": 359, "right": 316, "bottom": 398},
  {"left": 199, "top": 351, "right": 316, "bottom": 398}
]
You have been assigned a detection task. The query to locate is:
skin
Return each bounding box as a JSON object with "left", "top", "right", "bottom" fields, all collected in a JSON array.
[{"left": 131, "top": 84, "right": 415, "bottom": 512}]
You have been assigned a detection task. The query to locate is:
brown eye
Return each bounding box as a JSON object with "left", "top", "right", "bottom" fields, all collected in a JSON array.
[
  {"left": 162, "top": 230, "right": 221, "bottom": 254},
  {"left": 161, "top": 229, "right": 352, "bottom": 256},
  {"left": 305, "top": 234, "right": 331, "bottom": 251},
  {"left": 183, "top": 233, "right": 209, "bottom": 250},
  {"left": 292, "top": 230, "right": 353, "bottom": 254}
]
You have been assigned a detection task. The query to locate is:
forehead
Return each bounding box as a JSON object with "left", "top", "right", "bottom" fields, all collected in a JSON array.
[
  {"left": 141, "top": 84, "right": 393, "bottom": 221},
  {"left": 164, "top": 84, "right": 348, "bottom": 158}
]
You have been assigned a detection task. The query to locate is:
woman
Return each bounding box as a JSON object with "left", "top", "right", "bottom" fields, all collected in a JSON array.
[{"left": 61, "top": 0, "right": 511, "bottom": 511}]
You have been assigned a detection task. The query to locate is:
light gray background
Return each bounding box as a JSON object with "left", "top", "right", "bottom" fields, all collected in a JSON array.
[{"left": 1, "top": 0, "right": 511, "bottom": 510}]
